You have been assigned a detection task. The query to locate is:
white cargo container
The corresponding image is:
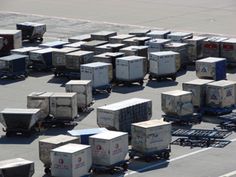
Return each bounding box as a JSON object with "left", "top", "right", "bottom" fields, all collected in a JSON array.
[
  {"left": 196, "top": 57, "right": 226, "bottom": 81},
  {"left": 116, "top": 56, "right": 145, "bottom": 83},
  {"left": 95, "top": 43, "right": 125, "bottom": 54},
  {"left": 63, "top": 41, "right": 87, "bottom": 48},
  {"left": 129, "top": 29, "right": 151, "bottom": 37},
  {"left": 39, "top": 135, "right": 80, "bottom": 170},
  {"left": 147, "top": 30, "right": 171, "bottom": 39},
  {"left": 65, "top": 80, "right": 93, "bottom": 110},
  {"left": 109, "top": 34, "right": 135, "bottom": 44},
  {"left": 182, "top": 79, "right": 213, "bottom": 107},
  {"left": 50, "top": 92, "right": 78, "bottom": 120},
  {"left": 68, "top": 34, "right": 91, "bottom": 43},
  {"left": 89, "top": 131, "right": 128, "bottom": 166},
  {"left": 80, "top": 62, "right": 112, "bottom": 88},
  {"left": 183, "top": 36, "right": 207, "bottom": 61},
  {"left": 93, "top": 52, "right": 124, "bottom": 67},
  {"left": 220, "top": 38, "right": 236, "bottom": 64},
  {"left": 206, "top": 80, "right": 236, "bottom": 108},
  {"left": 149, "top": 51, "right": 177, "bottom": 78},
  {"left": 120, "top": 45, "right": 148, "bottom": 58},
  {"left": 123, "top": 37, "right": 151, "bottom": 46},
  {"left": 80, "top": 40, "right": 108, "bottom": 51},
  {"left": 51, "top": 143, "right": 92, "bottom": 177},
  {"left": 131, "top": 120, "right": 172, "bottom": 153},
  {"left": 52, "top": 47, "right": 79, "bottom": 67},
  {"left": 202, "top": 36, "right": 228, "bottom": 57},
  {"left": 146, "top": 39, "right": 171, "bottom": 53},
  {"left": 167, "top": 32, "right": 193, "bottom": 42},
  {"left": 65, "top": 50, "right": 94, "bottom": 71},
  {"left": 27, "top": 92, "right": 53, "bottom": 119},
  {"left": 0, "top": 158, "right": 34, "bottom": 177},
  {"left": 97, "top": 98, "right": 152, "bottom": 133},
  {"left": 91, "top": 31, "right": 117, "bottom": 41},
  {"left": 162, "top": 90, "right": 193, "bottom": 116}
]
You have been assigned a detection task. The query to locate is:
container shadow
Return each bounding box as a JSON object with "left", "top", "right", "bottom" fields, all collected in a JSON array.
[
  {"left": 112, "top": 85, "right": 145, "bottom": 94},
  {"left": 28, "top": 70, "right": 53, "bottom": 78},
  {"left": 0, "top": 134, "right": 39, "bottom": 144},
  {"left": 47, "top": 76, "right": 69, "bottom": 87},
  {"left": 186, "top": 64, "right": 196, "bottom": 72},
  {"left": 40, "top": 126, "right": 76, "bottom": 136},
  {"left": 146, "top": 80, "right": 178, "bottom": 89},
  {"left": 76, "top": 108, "right": 94, "bottom": 122},
  {"left": 176, "top": 69, "right": 188, "bottom": 77},
  {"left": 227, "top": 66, "right": 236, "bottom": 74},
  {"left": 22, "top": 40, "right": 42, "bottom": 47},
  {"left": 93, "top": 92, "right": 110, "bottom": 100},
  {"left": 0, "top": 77, "right": 26, "bottom": 85}
]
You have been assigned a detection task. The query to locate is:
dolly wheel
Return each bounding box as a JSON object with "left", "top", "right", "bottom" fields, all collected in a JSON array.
[
  {"left": 129, "top": 154, "right": 134, "bottom": 160},
  {"left": 44, "top": 167, "right": 51, "bottom": 174},
  {"left": 162, "top": 152, "right": 170, "bottom": 160},
  {"left": 139, "top": 80, "right": 144, "bottom": 86},
  {"left": 40, "top": 37, "right": 44, "bottom": 42},
  {"left": 107, "top": 88, "right": 112, "bottom": 93},
  {"left": 122, "top": 163, "right": 128, "bottom": 171},
  {"left": 171, "top": 75, "right": 176, "bottom": 81},
  {"left": 148, "top": 75, "right": 153, "bottom": 80}
]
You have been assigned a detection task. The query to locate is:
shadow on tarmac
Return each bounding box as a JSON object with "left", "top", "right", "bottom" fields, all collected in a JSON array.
[
  {"left": 146, "top": 80, "right": 178, "bottom": 89},
  {"left": 112, "top": 84, "right": 145, "bottom": 94}
]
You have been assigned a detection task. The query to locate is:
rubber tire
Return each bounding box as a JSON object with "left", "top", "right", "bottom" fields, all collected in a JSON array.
[
  {"left": 162, "top": 152, "right": 170, "bottom": 160},
  {"left": 139, "top": 80, "right": 144, "bottom": 86},
  {"left": 44, "top": 167, "right": 51, "bottom": 174},
  {"left": 107, "top": 88, "right": 112, "bottom": 93},
  {"left": 171, "top": 75, "right": 176, "bottom": 81},
  {"left": 148, "top": 75, "right": 153, "bottom": 80},
  {"left": 122, "top": 163, "right": 128, "bottom": 171}
]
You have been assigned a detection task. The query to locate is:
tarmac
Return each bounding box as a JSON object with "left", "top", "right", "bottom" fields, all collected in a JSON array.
[{"left": 0, "top": 8, "right": 236, "bottom": 177}]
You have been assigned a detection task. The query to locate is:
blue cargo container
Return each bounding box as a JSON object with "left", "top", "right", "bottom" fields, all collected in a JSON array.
[
  {"left": 39, "top": 41, "right": 69, "bottom": 49},
  {"left": 68, "top": 128, "right": 108, "bottom": 145},
  {"left": 0, "top": 54, "right": 28, "bottom": 78}
]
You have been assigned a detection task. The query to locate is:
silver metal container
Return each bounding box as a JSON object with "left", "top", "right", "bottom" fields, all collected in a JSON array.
[
  {"left": 80, "top": 40, "right": 108, "bottom": 51},
  {"left": 91, "top": 31, "right": 117, "bottom": 41},
  {"left": 123, "top": 37, "right": 150, "bottom": 46},
  {"left": 167, "top": 32, "right": 193, "bottom": 42},
  {"left": 68, "top": 34, "right": 91, "bottom": 43},
  {"left": 146, "top": 39, "right": 171, "bottom": 53},
  {"left": 129, "top": 29, "right": 151, "bottom": 37},
  {"left": 109, "top": 34, "right": 135, "bottom": 44},
  {"left": 147, "top": 30, "right": 171, "bottom": 39},
  {"left": 220, "top": 38, "right": 236, "bottom": 64},
  {"left": 94, "top": 43, "right": 125, "bottom": 54}
]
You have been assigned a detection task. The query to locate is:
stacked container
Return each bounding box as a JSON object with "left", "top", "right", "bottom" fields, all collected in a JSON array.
[
  {"left": 94, "top": 43, "right": 125, "bottom": 54},
  {"left": 220, "top": 38, "right": 236, "bottom": 64},
  {"left": 39, "top": 41, "right": 69, "bottom": 49},
  {"left": 146, "top": 39, "right": 171, "bottom": 53},
  {"left": 149, "top": 51, "right": 177, "bottom": 81},
  {"left": 109, "top": 34, "right": 135, "bottom": 44},
  {"left": 196, "top": 57, "right": 226, "bottom": 81},
  {"left": 206, "top": 80, "right": 236, "bottom": 108},
  {"left": 65, "top": 80, "right": 93, "bottom": 111},
  {"left": 39, "top": 135, "right": 80, "bottom": 173},
  {"left": 123, "top": 37, "right": 150, "bottom": 46},
  {"left": 89, "top": 131, "right": 128, "bottom": 166},
  {"left": 80, "top": 40, "right": 108, "bottom": 51},
  {"left": 0, "top": 158, "right": 34, "bottom": 177},
  {"left": 183, "top": 36, "right": 208, "bottom": 62},
  {"left": 63, "top": 41, "right": 86, "bottom": 48},
  {"left": 68, "top": 34, "right": 91, "bottom": 43},
  {"left": 120, "top": 45, "right": 148, "bottom": 58},
  {"left": 161, "top": 90, "right": 193, "bottom": 116},
  {"left": 65, "top": 50, "right": 94, "bottom": 71},
  {"left": 0, "top": 30, "right": 22, "bottom": 56},
  {"left": 202, "top": 36, "right": 228, "bottom": 57},
  {"left": 129, "top": 29, "right": 151, "bottom": 37},
  {"left": 50, "top": 92, "right": 78, "bottom": 120},
  {"left": 52, "top": 47, "right": 79, "bottom": 69},
  {"left": 147, "top": 30, "right": 171, "bottom": 39},
  {"left": 115, "top": 56, "right": 145, "bottom": 84},
  {"left": 164, "top": 42, "right": 189, "bottom": 67},
  {"left": 50, "top": 143, "right": 92, "bottom": 177},
  {"left": 182, "top": 79, "right": 213, "bottom": 108},
  {"left": 29, "top": 48, "right": 58, "bottom": 70},
  {"left": 93, "top": 52, "right": 124, "bottom": 67},
  {"left": 91, "top": 31, "right": 117, "bottom": 41},
  {"left": 97, "top": 98, "right": 152, "bottom": 133},
  {"left": 131, "top": 120, "right": 172, "bottom": 153},
  {"left": 80, "top": 62, "right": 112, "bottom": 89},
  {"left": 167, "top": 32, "right": 193, "bottom": 42}
]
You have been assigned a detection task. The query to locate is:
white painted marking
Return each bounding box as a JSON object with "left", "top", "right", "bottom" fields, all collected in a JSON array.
[
  {"left": 218, "top": 170, "right": 236, "bottom": 177},
  {"left": 122, "top": 138, "right": 236, "bottom": 176}
]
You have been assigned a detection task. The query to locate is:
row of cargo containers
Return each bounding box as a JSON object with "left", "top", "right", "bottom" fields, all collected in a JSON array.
[
  {"left": 39, "top": 119, "right": 171, "bottom": 177},
  {"left": 161, "top": 79, "right": 236, "bottom": 117}
]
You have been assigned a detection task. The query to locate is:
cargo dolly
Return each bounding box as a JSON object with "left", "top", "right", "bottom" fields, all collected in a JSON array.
[
  {"left": 203, "top": 105, "right": 236, "bottom": 115},
  {"left": 218, "top": 112, "right": 236, "bottom": 131},
  {"left": 163, "top": 113, "right": 202, "bottom": 125},
  {"left": 91, "top": 160, "right": 128, "bottom": 175},
  {"left": 148, "top": 73, "right": 177, "bottom": 81},
  {"left": 171, "top": 128, "right": 231, "bottom": 148},
  {"left": 129, "top": 147, "right": 171, "bottom": 162}
]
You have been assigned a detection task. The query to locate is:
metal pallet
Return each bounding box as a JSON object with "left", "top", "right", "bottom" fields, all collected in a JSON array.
[{"left": 218, "top": 112, "right": 236, "bottom": 130}]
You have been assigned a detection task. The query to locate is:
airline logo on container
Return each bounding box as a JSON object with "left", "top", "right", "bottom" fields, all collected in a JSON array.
[
  {"left": 75, "top": 157, "right": 85, "bottom": 169},
  {"left": 54, "top": 158, "right": 69, "bottom": 170},
  {"left": 112, "top": 143, "right": 122, "bottom": 155}
]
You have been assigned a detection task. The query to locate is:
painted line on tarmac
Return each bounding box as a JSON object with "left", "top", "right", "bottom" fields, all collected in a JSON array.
[
  {"left": 123, "top": 138, "right": 236, "bottom": 176},
  {"left": 218, "top": 170, "right": 236, "bottom": 177}
]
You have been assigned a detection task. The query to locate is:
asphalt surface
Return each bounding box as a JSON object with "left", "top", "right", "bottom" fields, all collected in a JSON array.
[{"left": 0, "top": 10, "right": 236, "bottom": 177}]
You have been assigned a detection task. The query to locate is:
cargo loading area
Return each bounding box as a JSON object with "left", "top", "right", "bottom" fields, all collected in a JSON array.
[{"left": 0, "top": 9, "right": 236, "bottom": 177}]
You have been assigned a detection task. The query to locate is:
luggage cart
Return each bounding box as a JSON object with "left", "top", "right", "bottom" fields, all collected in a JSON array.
[
  {"left": 171, "top": 128, "right": 231, "bottom": 148},
  {"left": 92, "top": 160, "right": 128, "bottom": 174},
  {"left": 149, "top": 72, "right": 177, "bottom": 81},
  {"left": 129, "top": 147, "right": 171, "bottom": 162},
  {"left": 218, "top": 112, "right": 236, "bottom": 130},
  {"left": 163, "top": 113, "right": 202, "bottom": 125},
  {"left": 16, "top": 22, "right": 46, "bottom": 42}
]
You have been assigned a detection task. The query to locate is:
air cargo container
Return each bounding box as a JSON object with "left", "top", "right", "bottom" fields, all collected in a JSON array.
[
  {"left": 97, "top": 98, "right": 152, "bottom": 133},
  {"left": 146, "top": 39, "right": 171, "bottom": 53},
  {"left": 51, "top": 143, "right": 92, "bottom": 177},
  {"left": 95, "top": 43, "right": 125, "bottom": 54},
  {"left": 167, "top": 32, "right": 193, "bottom": 42},
  {"left": 39, "top": 135, "right": 80, "bottom": 174},
  {"left": 39, "top": 41, "right": 69, "bottom": 49},
  {"left": 123, "top": 37, "right": 150, "bottom": 46},
  {"left": 147, "top": 30, "right": 171, "bottom": 39},
  {"left": 65, "top": 80, "right": 93, "bottom": 111},
  {"left": 129, "top": 29, "right": 151, "bottom": 37},
  {"left": 80, "top": 40, "right": 108, "bottom": 51},
  {"left": 109, "top": 34, "right": 135, "bottom": 44},
  {"left": 0, "top": 158, "right": 34, "bottom": 177},
  {"left": 196, "top": 57, "right": 226, "bottom": 81},
  {"left": 63, "top": 41, "right": 86, "bottom": 48},
  {"left": 68, "top": 34, "right": 91, "bottom": 43},
  {"left": 220, "top": 38, "right": 236, "bottom": 64},
  {"left": 91, "top": 31, "right": 117, "bottom": 41},
  {"left": 0, "top": 30, "right": 22, "bottom": 56},
  {"left": 93, "top": 52, "right": 124, "bottom": 68},
  {"left": 16, "top": 22, "right": 46, "bottom": 42}
]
